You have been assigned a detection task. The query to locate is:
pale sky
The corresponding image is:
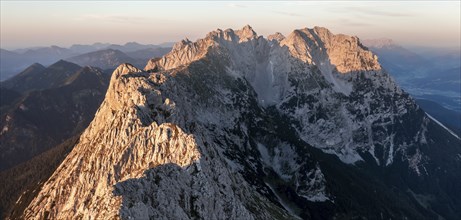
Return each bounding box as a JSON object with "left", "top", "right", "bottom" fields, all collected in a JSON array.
[{"left": 1, "top": 1, "right": 460, "bottom": 49}]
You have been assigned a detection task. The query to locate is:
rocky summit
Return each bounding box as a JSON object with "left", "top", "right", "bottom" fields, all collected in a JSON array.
[{"left": 19, "top": 26, "right": 461, "bottom": 219}]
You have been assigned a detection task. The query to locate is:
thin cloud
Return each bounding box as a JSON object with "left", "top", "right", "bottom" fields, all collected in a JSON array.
[
  {"left": 347, "top": 7, "right": 411, "bottom": 17},
  {"left": 337, "top": 19, "right": 372, "bottom": 27},
  {"left": 76, "top": 14, "right": 154, "bottom": 25},
  {"left": 226, "top": 3, "right": 247, "bottom": 8},
  {"left": 272, "top": 10, "right": 304, "bottom": 17},
  {"left": 330, "top": 6, "right": 412, "bottom": 18}
]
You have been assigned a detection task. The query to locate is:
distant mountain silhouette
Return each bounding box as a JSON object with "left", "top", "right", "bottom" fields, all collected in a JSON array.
[
  {"left": 1, "top": 42, "right": 173, "bottom": 81},
  {"left": 1, "top": 60, "right": 81, "bottom": 92},
  {"left": 66, "top": 49, "right": 140, "bottom": 69},
  {"left": 126, "top": 47, "right": 171, "bottom": 61}
]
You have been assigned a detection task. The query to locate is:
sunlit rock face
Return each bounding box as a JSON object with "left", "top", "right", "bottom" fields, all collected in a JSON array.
[
  {"left": 22, "top": 26, "right": 461, "bottom": 220},
  {"left": 23, "top": 62, "right": 288, "bottom": 219},
  {"left": 144, "top": 25, "right": 414, "bottom": 165},
  {"left": 23, "top": 64, "right": 202, "bottom": 219}
]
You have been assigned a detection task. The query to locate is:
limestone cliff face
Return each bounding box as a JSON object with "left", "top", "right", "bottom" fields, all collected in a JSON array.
[
  {"left": 23, "top": 61, "right": 289, "bottom": 219},
  {"left": 144, "top": 25, "right": 260, "bottom": 72},
  {"left": 23, "top": 64, "right": 200, "bottom": 219},
  {"left": 21, "top": 26, "right": 461, "bottom": 220},
  {"left": 280, "top": 27, "right": 380, "bottom": 73}
]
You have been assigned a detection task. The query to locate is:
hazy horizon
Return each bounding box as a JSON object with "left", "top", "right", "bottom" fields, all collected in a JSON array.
[
  {"left": 1, "top": 35, "right": 461, "bottom": 52},
  {"left": 1, "top": 1, "right": 460, "bottom": 50}
]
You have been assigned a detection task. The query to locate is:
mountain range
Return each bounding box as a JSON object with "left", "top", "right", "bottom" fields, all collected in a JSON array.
[
  {"left": 0, "top": 60, "right": 115, "bottom": 217},
  {"left": 0, "top": 25, "right": 458, "bottom": 219},
  {"left": 66, "top": 49, "right": 141, "bottom": 70},
  {"left": 0, "top": 60, "right": 111, "bottom": 171},
  {"left": 0, "top": 42, "right": 172, "bottom": 81}
]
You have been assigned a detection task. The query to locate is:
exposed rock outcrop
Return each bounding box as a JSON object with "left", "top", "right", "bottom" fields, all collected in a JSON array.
[{"left": 22, "top": 25, "right": 461, "bottom": 220}]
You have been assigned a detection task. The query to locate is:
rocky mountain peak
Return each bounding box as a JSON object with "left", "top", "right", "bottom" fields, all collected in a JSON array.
[
  {"left": 146, "top": 25, "right": 381, "bottom": 75},
  {"left": 112, "top": 63, "right": 142, "bottom": 79},
  {"left": 104, "top": 63, "right": 145, "bottom": 111},
  {"left": 144, "top": 25, "right": 261, "bottom": 72},
  {"left": 235, "top": 24, "right": 258, "bottom": 41},
  {"left": 144, "top": 25, "right": 385, "bottom": 103},
  {"left": 172, "top": 38, "right": 193, "bottom": 51},
  {"left": 281, "top": 27, "right": 381, "bottom": 74},
  {"left": 268, "top": 32, "right": 285, "bottom": 42}
]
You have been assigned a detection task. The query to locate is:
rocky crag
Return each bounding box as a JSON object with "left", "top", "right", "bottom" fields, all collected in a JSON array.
[{"left": 21, "top": 26, "right": 461, "bottom": 220}]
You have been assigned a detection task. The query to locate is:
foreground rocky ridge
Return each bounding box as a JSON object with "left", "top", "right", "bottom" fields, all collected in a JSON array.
[
  {"left": 21, "top": 26, "right": 461, "bottom": 219},
  {"left": 23, "top": 63, "right": 289, "bottom": 219}
]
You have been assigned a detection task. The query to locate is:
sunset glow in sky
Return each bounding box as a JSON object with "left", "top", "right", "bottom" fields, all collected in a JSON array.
[{"left": 1, "top": 1, "right": 460, "bottom": 49}]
